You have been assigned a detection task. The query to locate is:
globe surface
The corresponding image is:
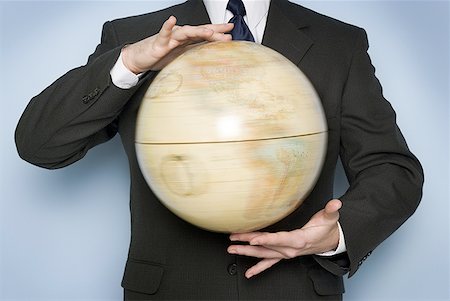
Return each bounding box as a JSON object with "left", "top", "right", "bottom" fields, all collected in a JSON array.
[{"left": 135, "top": 41, "right": 327, "bottom": 233}]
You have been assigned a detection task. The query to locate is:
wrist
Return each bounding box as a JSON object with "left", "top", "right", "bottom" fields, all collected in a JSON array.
[
  {"left": 316, "top": 222, "right": 347, "bottom": 257},
  {"left": 121, "top": 45, "right": 144, "bottom": 75}
]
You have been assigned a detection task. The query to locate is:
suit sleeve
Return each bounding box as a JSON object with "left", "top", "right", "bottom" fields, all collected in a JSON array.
[
  {"left": 326, "top": 28, "right": 424, "bottom": 277},
  {"left": 15, "top": 21, "right": 151, "bottom": 169}
]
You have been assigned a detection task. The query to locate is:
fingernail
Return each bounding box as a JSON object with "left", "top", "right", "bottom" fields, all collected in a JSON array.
[
  {"left": 228, "top": 247, "right": 236, "bottom": 254},
  {"left": 246, "top": 272, "right": 253, "bottom": 279}
]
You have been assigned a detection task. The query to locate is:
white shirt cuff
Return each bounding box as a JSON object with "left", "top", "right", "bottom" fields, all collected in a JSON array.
[
  {"left": 110, "top": 51, "right": 143, "bottom": 89},
  {"left": 316, "top": 221, "right": 347, "bottom": 257}
]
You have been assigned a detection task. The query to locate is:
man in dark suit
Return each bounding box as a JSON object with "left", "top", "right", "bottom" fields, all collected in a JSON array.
[{"left": 15, "top": 0, "right": 423, "bottom": 299}]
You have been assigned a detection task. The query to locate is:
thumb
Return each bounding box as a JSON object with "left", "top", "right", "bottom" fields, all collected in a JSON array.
[{"left": 323, "top": 199, "right": 342, "bottom": 220}]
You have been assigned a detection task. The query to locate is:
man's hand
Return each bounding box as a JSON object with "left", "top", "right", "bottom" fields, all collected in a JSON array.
[
  {"left": 121, "top": 16, "right": 233, "bottom": 73},
  {"left": 228, "top": 199, "right": 342, "bottom": 278}
]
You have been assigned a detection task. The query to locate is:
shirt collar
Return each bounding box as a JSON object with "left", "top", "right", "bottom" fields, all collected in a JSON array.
[
  {"left": 242, "top": 0, "right": 270, "bottom": 29},
  {"left": 203, "top": 0, "right": 270, "bottom": 26}
]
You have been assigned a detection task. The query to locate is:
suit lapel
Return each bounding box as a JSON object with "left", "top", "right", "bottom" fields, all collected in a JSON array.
[
  {"left": 178, "top": 0, "right": 211, "bottom": 26},
  {"left": 262, "top": 0, "right": 313, "bottom": 66}
]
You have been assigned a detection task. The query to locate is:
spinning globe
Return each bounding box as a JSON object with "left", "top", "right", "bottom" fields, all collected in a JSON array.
[{"left": 135, "top": 41, "right": 327, "bottom": 233}]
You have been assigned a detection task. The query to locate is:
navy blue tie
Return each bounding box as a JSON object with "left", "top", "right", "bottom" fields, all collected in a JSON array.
[{"left": 227, "top": 0, "right": 255, "bottom": 42}]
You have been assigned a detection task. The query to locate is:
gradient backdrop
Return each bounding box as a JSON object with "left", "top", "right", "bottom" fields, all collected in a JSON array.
[{"left": 0, "top": 1, "right": 449, "bottom": 300}]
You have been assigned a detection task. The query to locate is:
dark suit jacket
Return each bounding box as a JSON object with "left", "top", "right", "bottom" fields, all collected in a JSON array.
[{"left": 15, "top": 0, "right": 423, "bottom": 299}]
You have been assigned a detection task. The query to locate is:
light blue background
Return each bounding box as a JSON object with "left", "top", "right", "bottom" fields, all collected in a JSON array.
[{"left": 0, "top": 1, "right": 449, "bottom": 300}]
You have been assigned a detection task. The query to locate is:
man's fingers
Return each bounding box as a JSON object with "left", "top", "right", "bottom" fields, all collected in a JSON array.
[
  {"left": 324, "top": 199, "right": 342, "bottom": 219},
  {"left": 245, "top": 258, "right": 281, "bottom": 279},
  {"left": 156, "top": 20, "right": 233, "bottom": 52},
  {"left": 197, "top": 23, "right": 233, "bottom": 41},
  {"left": 249, "top": 231, "right": 302, "bottom": 248},
  {"left": 156, "top": 16, "right": 177, "bottom": 45},
  {"left": 228, "top": 244, "right": 286, "bottom": 259},
  {"left": 169, "top": 26, "right": 210, "bottom": 44},
  {"left": 170, "top": 23, "right": 233, "bottom": 42},
  {"left": 171, "top": 26, "right": 232, "bottom": 43},
  {"left": 230, "top": 232, "right": 266, "bottom": 242},
  {"left": 209, "top": 32, "right": 233, "bottom": 42},
  {"left": 202, "top": 22, "right": 234, "bottom": 33}
]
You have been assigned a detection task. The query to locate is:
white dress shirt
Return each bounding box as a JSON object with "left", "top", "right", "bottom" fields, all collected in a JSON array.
[{"left": 110, "top": 0, "right": 346, "bottom": 257}]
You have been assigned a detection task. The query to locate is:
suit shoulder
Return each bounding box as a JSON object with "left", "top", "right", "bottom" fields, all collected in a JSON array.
[
  {"left": 285, "top": 1, "right": 365, "bottom": 38},
  {"left": 105, "top": 1, "right": 189, "bottom": 42},
  {"left": 110, "top": 1, "right": 186, "bottom": 27}
]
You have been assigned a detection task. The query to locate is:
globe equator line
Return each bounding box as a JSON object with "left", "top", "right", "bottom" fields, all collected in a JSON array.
[{"left": 136, "top": 131, "right": 327, "bottom": 145}]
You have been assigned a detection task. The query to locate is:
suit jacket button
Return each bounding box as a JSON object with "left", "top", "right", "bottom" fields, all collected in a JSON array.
[
  {"left": 82, "top": 95, "right": 90, "bottom": 104},
  {"left": 227, "top": 263, "right": 237, "bottom": 276}
]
